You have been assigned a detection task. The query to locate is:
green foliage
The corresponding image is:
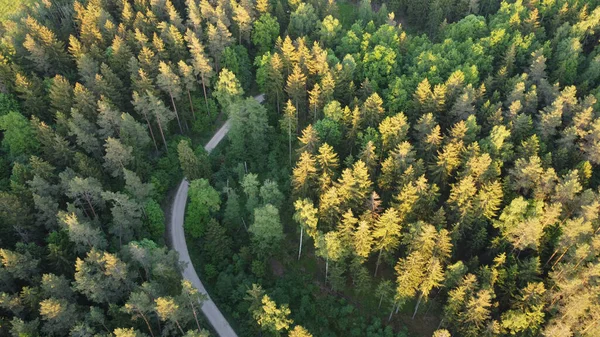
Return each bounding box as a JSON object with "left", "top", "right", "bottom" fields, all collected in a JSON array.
[
  {"left": 144, "top": 199, "right": 165, "bottom": 242},
  {"left": 253, "top": 14, "right": 281, "bottom": 55},
  {"left": 185, "top": 179, "right": 220, "bottom": 238},
  {"left": 249, "top": 204, "right": 284, "bottom": 257},
  {"left": 0, "top": 111, "right": 39, "bottom": 159},
  {"left": 3, "top": 0, "right": 600, "bottom": 336}
]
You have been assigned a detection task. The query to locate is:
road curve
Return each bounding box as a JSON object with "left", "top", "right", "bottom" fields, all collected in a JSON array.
[{"left": 169, "top": 94, "right": 264, "bottom": 337}]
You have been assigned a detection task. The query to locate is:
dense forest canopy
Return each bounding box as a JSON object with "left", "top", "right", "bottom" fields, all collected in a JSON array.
[{"left": 1, "top": 0, "right": 600, "bottom": 336}]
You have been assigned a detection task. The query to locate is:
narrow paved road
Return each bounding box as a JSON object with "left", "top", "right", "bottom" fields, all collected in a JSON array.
[{"left": 169, "top": 94, "right": 264, "bottom": 337}]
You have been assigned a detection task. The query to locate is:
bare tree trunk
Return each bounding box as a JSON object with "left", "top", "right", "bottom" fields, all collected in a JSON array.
[
  {"left": 154, "top": 112, "right": 169, "bottom": 153},
  {"left": 189, "top": 300, "right": 202, "bottom": 332},
  {"left": 201, "top": 76, "right": 210, "bottom": 117},
  {"left": 545, "top": 247, "right": 561, "bottom": 267},
  {"left": 144, "top": 116, "right": 159, "bottom": 152},
  {"left": 174, "top": 319, "right": 185, "bottom": 335},
  {"left": 298, "top": 226, "right": 303, "bottom": 260},
  {"left": 187, "top": 89, "right": 196, "bottom": 119},
  {"left": 139, "top": 312, "right": 155, "bottom": 337},
  {"left": 168, "top": 90, "right": 183, "bottom": 133},
  {"left": 378, "top": 293, "right": 384, "bottom": 309},
  {"left": 374, "top": 247, "right": 383, "bottom": 277},
  {"left": 84, "top": 195, "right": 97, "bottom": 218},
  {"left": 412, "top": 292, "right": 423, "bottom": 319},
  {"left": 388, "top": 302, "right": 397, "bottom": 322}
]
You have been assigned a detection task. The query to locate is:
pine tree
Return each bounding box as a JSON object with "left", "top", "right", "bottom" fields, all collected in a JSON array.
[
  {"left": 280, "top": 36, "right": 298, "bottom": 75},
  {"left": 362, "top": 93, "right": 385, "bottom": 128},
  {"left": 286, "top": 64, "right": 307, "bottom": 114},
  {"left": 185, "top": 30, "right": 214, "bottom": 116},
  {"left": 186, "top": 0, "right": 203, "bottom": 34},
  {"left": 68, "top": 109, "right": 101, "bottom": 155},
  {"left": 57, "top": 211, "right": 107, "bottom": 253},
  {"left": 292, "top": 151, "right": 318, "bottom": 198},
  {"left": 157, "top": 61, "right": 184, "bottom": 133},
  {"left": 289, "top": 325, "right": 313, "bottom": 337},
  {"left": 413, "top": 78, "right": 435, "bottom": 116},
  {"left": 207, "top": 20, "right": 233, "bottom": 71},
  {"left": 103, "top": 137, "right": 133, "bottom": 177},
  {"left": 123, "top": 291, "right": 156, "bottom": 337},
  {"left": 146, "top": 91, "right": 176, "bottom": 152},
  {"left": 280, "top": 100, "right": 298, "bottom": 166},
  {"left": 359, "top": 141, "right": 378, "bottom": 177},
  {"left": 316, "top": 143, "right": 339, "bottom": 181},
  {"left": 73, "top": 83, "right": 97, "bottom": 121},
  {"left": 74, "top": 249, "right": 130, "bottom": 304},
  {"left": 49, "top": 75, "right": 73, "bottom": 115},
  {"left": 22, "top": 17, "right": 70, "bottom": 76},
  {"left": 308, "top": 83, "right": 322, "bottom": 123},
  {"left": 132, "top": 91, "right": 159, "bottom": 152},
  {"left": 213, "top": 68, "right": 244, "bottom": 111},
  {"left": 177, "top": 139, "right": 209, "bottom": 180},
  {"left": 155, "top": 296, "right": 187, "bottom": 335},
  {"left": 14, "top": 72, "right": 47, "bottom": 118},
  {"left": 393, "top": 224, "right": 452, "bottom": 319},
  {"left": 293, "top": 198, "right": 319, "bottom": 260},
  {"left": 379, "top": 112, "right": 409, "bottom": 152},
  {"left": 372, "top": 208, "right": 402, "bottom": 276},
  {"left": 108, "top": 36, "right": 133, "bottom": 80},
  {"left": 178, "top": 60, "right": 197, "bottom": 120},
  {"left": 233, "top": 4, "right": 252, "bottom": 44},
  {"left": 353, "top": 220, "right": 373, "bottom": 260},
  {"left": 297, "top": 124, "right": 320, "bottom": 154},
  {"left": 250, "top": 204, "right": 284, "bottom": 258},
  {"left": 267, "top": 53, "right": 285, "bottom": 113}
]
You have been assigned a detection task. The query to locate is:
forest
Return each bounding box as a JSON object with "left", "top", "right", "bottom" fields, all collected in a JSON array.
[{"left": 1, "top": 0, "right": 600, "bottom": 336}]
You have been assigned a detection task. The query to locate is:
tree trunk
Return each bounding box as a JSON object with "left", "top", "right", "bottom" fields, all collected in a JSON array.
[
  {"left": 412, "top": 292, "right": 423, "bottom": 319},
  {"left": 142, "top": 112, "right": 159, "bottom": 152},
  {"left": 201, "top": 76, "right": 210, "bottom": 117},
  {"left": 189, "top": 300, "right": 202, "bottom": 332},
  {"left": 545, "top": 247, "right": 561, "bottom": 267},
  {"left": 139, "top": 312, "right": 155, "bottom": 337},
  {"left": 388, "top": 302, "right": 396, "bottom": 322},
  {"left": 168, "top": 90, "right": 183, "bottom": 133},
  {"left": 174, "top": 319, "right": 185, "bottom": 335},
  {"left": 84, "top": 194, "right": 97, "bottom": 218},
  {"left": 298, "top": 226, "right": 303, "bottom": 260},
  {"left": 187, "top": 89, "right": 196, "bottom": 119},
  {"left": 276, "top": 91, "right": 280, "bottom": 115},
  {"left": 155, "top": 112, "right": 169, "bottom": 153},
  {"left": 378, "top": 293, "right": 384, "bottom": 309},
  {"left": 374, "top": 247, "right": 383, "bottom": 277}
]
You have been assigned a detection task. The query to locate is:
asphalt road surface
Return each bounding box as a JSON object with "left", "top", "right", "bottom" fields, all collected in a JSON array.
[{"left": 168, "top": 94, "right": 264, "bottom": 337}]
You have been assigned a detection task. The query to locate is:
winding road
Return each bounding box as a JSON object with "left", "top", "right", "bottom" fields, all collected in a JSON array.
[{"left": 168, "top": 94, "right": 264, "bottom": 337}]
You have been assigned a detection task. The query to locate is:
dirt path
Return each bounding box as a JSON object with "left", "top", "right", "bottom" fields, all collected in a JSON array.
[{"left": 168, "top": 94, "right": 264, "bottom": 337}]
